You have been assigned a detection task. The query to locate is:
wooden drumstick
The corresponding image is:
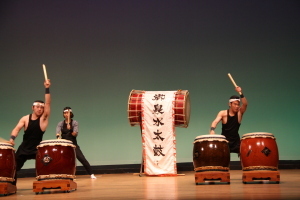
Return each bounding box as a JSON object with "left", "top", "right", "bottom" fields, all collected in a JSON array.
[
  {"left": 228, "top": 73, "right": 242, "bottom": 95},
  {"left": 67, "top": 110, "right": 70, "bottom": 124},
  {"left": 43, "top": 64, "right": 48, "bottom": 81}
]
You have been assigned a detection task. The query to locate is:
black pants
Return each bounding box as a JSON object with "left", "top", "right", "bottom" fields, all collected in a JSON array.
[
  {"left": 13, "top": 153, "right": 36, "bottom": 185},
  {"left": 75, "top": 145, "right": 93, "bottom": 175}
]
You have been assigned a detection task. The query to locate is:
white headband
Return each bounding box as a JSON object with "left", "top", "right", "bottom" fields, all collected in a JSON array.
[
  {"left": 33, "top": 102, "right": 45, "bottom": 106},
  {"left": 64, "top": 109, "right": 72, "bottom": 113},
  {"left": 229, "top": 99, "right": 240, "bottom": 103}
]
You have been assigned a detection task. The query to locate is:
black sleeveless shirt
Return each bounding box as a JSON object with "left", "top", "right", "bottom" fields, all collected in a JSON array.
[
  {"left": 221, "top": 110, "right": 241, "bottom": 153},
  {"left": 16, "top": 114, "right": 45, "bottom": 155}
]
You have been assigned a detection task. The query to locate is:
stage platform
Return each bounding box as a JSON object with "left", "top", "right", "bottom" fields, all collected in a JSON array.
[{"left": 1, "top": 169, "right": 299, "bottom": 199}]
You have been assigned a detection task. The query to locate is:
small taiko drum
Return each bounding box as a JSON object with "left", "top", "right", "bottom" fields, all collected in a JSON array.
[
  {"left": 36, "top": 139, "right": 76, "bottom": 181},
  {"left": 240, "top": 132, "right": 279, "bottom": 171},
  {"left": 128, "top": 90, "right": 190, "bottom": 128},
  {"left": 193, "top": 135, "right": 230, "bottom": 172},
  {"left": 0, "top": 142, "right": 16, "bottom": 183}
]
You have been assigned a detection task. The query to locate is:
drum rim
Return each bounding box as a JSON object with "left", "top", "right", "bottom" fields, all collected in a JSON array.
[{"left": 39, "top": 139, "right": 74, "bottom": 143}]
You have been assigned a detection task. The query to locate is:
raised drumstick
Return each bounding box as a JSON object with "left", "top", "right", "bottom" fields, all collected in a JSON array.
[
  {"left": 228, "top": 73, "right": 242, "bottom": 95},
  {"left": 43, "top": 64, "right": 48, "bottom": 81}
]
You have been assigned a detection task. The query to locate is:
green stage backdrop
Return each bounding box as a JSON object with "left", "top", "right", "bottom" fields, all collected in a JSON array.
[{"left": 0, "top": 0, "right": 299, "bottom": 169}]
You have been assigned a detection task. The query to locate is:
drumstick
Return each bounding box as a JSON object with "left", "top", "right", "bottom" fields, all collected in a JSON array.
[
  {"left": 43, "top": 64, "right": 48, "bottom": 81},
  {"left": 227, "top": 73, "right": 242, "bottom": 95},
  {"left": 67, "top": 110, "right": 70, "bottom": 124}
]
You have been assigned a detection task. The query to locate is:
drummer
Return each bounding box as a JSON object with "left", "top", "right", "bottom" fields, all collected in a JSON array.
[
  {"left": 8, "top": 79, "right": 51, "bottom": 185},
  {"left": 209, "top": 86, "right": 248, "bottom": 155},
  {"left": 56, "top": 107, "right": 96, "bottom": 179}
]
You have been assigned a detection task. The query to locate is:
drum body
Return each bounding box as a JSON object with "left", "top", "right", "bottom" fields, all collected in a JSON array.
[
  {"left": 128, "top": 90, "right": 190, "bottom": 128},
  {"left": 36, "top": 139, "right": 76, "bottom": 181},
  {"left": 193, "top": 135, "right": 230, "bottom": 172},
  {"left": 240, "top": 132, "right": 279, "bottom": 171},
  {"left": 0, "top": 142, "right": 16, "bottom": 183}
]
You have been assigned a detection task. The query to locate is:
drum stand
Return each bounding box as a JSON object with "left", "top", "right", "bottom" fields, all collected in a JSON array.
[
  {"left": 242, "top": 170, "right": 280, "bottom": 184},
  {"left": 33, "top": 179, "right": 77, "bottom": 194},
  {"left": 0, "top": 182, "right": 17, "bottom": 196},
  {"left": 195, "top": 171, "right": 230, "bottom": 184}
]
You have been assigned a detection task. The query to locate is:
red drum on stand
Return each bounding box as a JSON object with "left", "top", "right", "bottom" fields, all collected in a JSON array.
[
  {"left": 193, "top": 135, "right": 230, "bottom": 172},
  {"left": 0, "top": 142, "right": 16, "bottom": 183},
  {"left": 240, "top": 132, "right": 279, "bottom": 171},
  {"left": 36, "top": 139, "right": 76, "bottom": 181},
  {"left": 128, "top": 90, "right": 190, "bottom": 128}
]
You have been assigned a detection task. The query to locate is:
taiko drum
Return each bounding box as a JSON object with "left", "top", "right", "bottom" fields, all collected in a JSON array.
[
  {"left": 240, "top": 132, "right": 279, "bottom": 171},
  {"left": 128, "top": 90, "right": 190, "bottom": 128},
  {"left": 193, "top": 135, "right": 230, "bottom": 172},
  {"left": 0, "top": 142, "right": 16, "bottom": 183},
  {"left": 36, "top": 139, "right": 76, "bottom": 181}
]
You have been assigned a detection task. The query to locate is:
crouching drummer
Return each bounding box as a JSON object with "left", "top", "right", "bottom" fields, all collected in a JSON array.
[
  {"left": 56, "top": 107, "right": 96, "bottom": 179},
  {"left": 209, "top": 86, "right": 248, "bottom": 155}
]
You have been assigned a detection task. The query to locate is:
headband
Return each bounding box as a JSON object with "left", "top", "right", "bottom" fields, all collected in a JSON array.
[
  {"left": 64, "top": 109, "right": 72, "bottom": 113},
  {"left": 229, "top": 99, "right": 240, "bottom": 103},
  {"left": 33, "top": 102, "right": 45, "bottom": 106}
]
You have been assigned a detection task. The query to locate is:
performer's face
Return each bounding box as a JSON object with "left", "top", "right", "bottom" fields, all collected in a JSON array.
[
  {"left": 63, "top": 112, "right": 69, "bottom": 119},
  {"left": 32, "top": 105, "right": 44, "bottom": 116},
  {"left": 229, "top": 101, "right": 240, "bottom": 112}
]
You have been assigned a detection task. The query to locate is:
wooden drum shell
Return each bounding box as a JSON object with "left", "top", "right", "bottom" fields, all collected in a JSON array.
[
  {"left": 193, "top": 135, "right": 230, "bottom": 172},
  {"left": 35, "top": 140, "right": 76, "bottom": 180},
  {"left": 0, "top": 143, "right": 16, "bottom": 183},
  {"left": 240, "top": 132, "right": 279, "bottom": 171}
]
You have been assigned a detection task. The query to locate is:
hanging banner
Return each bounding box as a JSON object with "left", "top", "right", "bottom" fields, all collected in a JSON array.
[{"left": 142, "top": 91, "right": 177, "bottom": 175}]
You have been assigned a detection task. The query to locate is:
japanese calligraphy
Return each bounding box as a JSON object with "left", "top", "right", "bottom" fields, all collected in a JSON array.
[
  {"left": 153, "top": 104, "right": 164, "bottom": 115},
  {"left": 153, "top": 129, "right": 165, "bottom": 141},
  {"left": 152, "top": 94, "right": 166, "bottom": 101},
  {"left": 153, "top": 118, "right": 164, "bottom": 126},
  {"left": 153, "top": 144, "right": 165, "bottom": 156}
]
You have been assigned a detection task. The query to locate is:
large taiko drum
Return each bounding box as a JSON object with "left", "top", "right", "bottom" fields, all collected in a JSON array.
[
  {"left": 35, "top": 139, "right": 76, "bottom": 181},
  {"left": 128, "top": 90, "right": 190, "bottom": 128},
  {"left": 0, "top": 142, "right": 16, "bottom": 183},
  {"left": 193, "top": 135, "right": 230, "bottom": 172},
  {"left": 240, "top": 132, "right": 279, "bottom": 171}
]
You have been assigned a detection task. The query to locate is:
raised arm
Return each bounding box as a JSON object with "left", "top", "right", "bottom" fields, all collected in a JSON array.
[
  {"left": 42, "top": 79, "right": 51, "bottom": 120},
  {"left": 235, "top": 86, "right": 248, "bottom": 114}
]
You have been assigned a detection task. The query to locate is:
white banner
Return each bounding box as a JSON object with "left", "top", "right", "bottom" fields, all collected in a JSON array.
[{"left": 142, "top": 91, "right": 177, "bottom": 175}]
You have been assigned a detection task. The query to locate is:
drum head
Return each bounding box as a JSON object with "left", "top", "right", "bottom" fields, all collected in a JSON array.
[
  {"left": 194, "top": 134, "right": 228, "bottom": 143},
  {"left": 242, "top": 132, "right": 275, "bottom": 140},
  {"left": 0, "top": 142, "right": 15, "bottom": 150},
  {"left": 37, "top": 139, "right": 75, "bottom": 148}
]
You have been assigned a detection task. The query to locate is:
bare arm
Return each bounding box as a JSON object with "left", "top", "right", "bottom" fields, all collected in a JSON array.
[
  {"left": 9, "top": 116, "right": 26, "bottom": 145},
  {"left": 42, "top": 79, "right": 51, "bottom": 120},
  {"left": 235, "top": 86, "right": 248, "bottom": 114},
  {"left": 210, "top": 111, "right": 224, "bottom": 134}
]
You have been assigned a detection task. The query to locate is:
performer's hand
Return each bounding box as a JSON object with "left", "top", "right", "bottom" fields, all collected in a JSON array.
[
  {"left": 210, "top": 130, "right": 215, "bottom": 135},
  {"left": 56, "top": 134, "right": 60, "bottom": 139},
  {"left": 9, "top": 139, "right": 15, "bottom": 146},
  {"left": 44, "top": 79, "right": 51, "bottom": 88},
  {"left": 235, "top": 86, "right": 242, "bottom": 94}
]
